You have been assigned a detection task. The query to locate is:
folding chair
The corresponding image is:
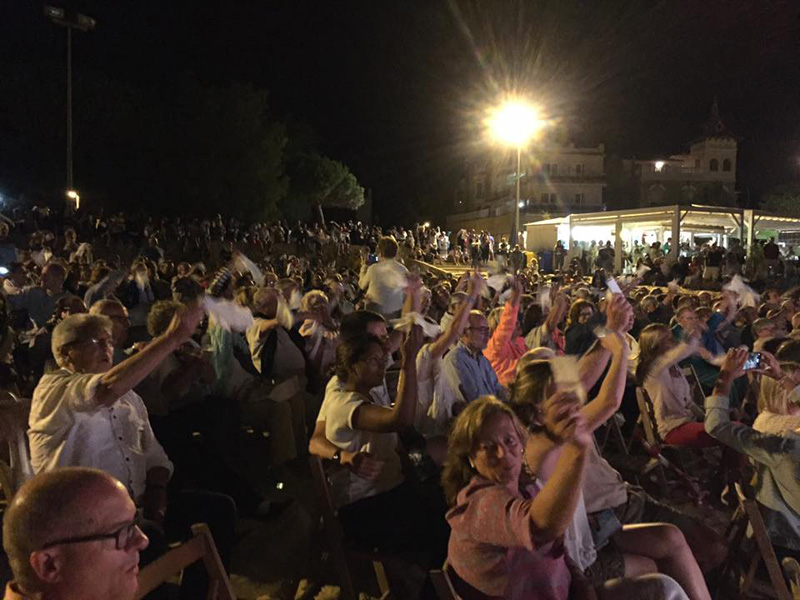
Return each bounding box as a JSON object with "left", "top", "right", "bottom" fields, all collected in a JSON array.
[
  {"left": 634, "top": 387, "right": 669, "bottom": 493},
  {"left": 681, "top": 365, "right": 706, "bottom": 408},
  {"left": 134, "top": 523, "right": 236, "bottom": 600},
  {"left": 735, "top": 482, "right": 793, "bottom": 600},
  {"left": 0, "top": 391, "right": 33, "bottom": 501},
  {"left": 597, "top": 412, "right": 630, "bottom": 457},
  {"left": 430, "top": 562, "right": 461, "bottom": 600},
  {"left": 308, "top": 455, "right": 390, "bottom": 600},
  {"left": 634, "top": 387, "right": 705, "bottom": 503}
]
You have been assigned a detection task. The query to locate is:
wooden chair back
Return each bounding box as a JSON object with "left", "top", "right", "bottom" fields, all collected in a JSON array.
[
  {"left": 134, "top": 523, "right": 235, "bottom": 600},
  {"left": 735, "top": 482, "right": 793, "bottom": 600},
  {"left": 635, "top": 387, "right": 662, "bottom": 447},
  {"left": 430, "top": 562, "right": 461, "bottom": 600},
  {"left": 308, "top": 455, "right": 390, "bottom": 600},
  {"left": 681, "top": 365, "right": 706, "bottom": 407},
  {"left": 0, "top": 391, "right": 33, "bottom": 501}
]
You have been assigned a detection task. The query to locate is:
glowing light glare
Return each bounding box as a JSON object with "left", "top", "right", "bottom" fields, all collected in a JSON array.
[
  {"left": 518, "top": 201, "right": 525, "bottom": 208},
  {"left": 488, "top": 100, "right": 544, "bottom": 147},
  {"left": 423, "top": 221, "right": 430, "bottom": 227},
  {"left": 66, "top": 189, "right": 80, "bottom": 210},
  {"left": 654, "top": 161, "right": 665, "bottom": 172}
]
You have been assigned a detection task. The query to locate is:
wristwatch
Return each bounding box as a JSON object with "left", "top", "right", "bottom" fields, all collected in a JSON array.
[{"left": 331, "top": 450, "right": 342, "bottom": 464}]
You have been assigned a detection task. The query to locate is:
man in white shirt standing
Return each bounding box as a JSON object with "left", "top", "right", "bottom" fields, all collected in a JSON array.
[{"left": 359, "top": 236, "right": 408, "bottom": 319}]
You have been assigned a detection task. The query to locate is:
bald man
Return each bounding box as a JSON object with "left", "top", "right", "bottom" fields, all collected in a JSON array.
[{"left": 2, "top": 467, "right": 149, "bottom": 600}]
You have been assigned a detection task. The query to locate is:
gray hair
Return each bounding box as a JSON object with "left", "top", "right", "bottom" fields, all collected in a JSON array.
[{"left": 51, "top": 314, "right": 112, "bottom": 366}]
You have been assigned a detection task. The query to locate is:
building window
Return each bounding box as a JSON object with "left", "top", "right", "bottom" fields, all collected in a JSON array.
[
  {"left": 575, "top": 193, "right": 584, "bottom": 205},
  {"left": 477, "top": 183, "right": 484, "bottom": 197},
  {"left": 551, "top": 164, "right": 558, "bottom": 175},
  {"left": 695, "top": 159, "right": 700, "bottom": 169},
  {"left": 723, "top": 158, "right": 732, "bottom": 172},
  {"left": 710, "top": 158, "right": 719, "bottom": 172},
  {"left": 648, "top": 184, "right": 666, "bottom": 206},
  {"left": 575, "top": 164, "right": 584, "bottom": 175},
  {"left": 541, "top": 193, "right": 557, "bottom": 204}
]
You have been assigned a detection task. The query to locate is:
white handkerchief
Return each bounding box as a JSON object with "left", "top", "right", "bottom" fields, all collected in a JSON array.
[
  {"left": 549, "top": 355, "right": 587, "bottom": 404},
  {"left": 233, "top": 252, "right": 265, "bottom": 286},
  {"left": 486, "top": 274, "right": 509, "bottom": 291},
  {"left": 539, "top": 286, "right": 552, "bottom": 311},
  {"left": 390, "top": 312, "right": 441, "bottom": 339},
  {"left": 203, "top": 296, "right": 254, "bottom": 332},
  {"left": 723, "top": 274, "right": 760, "bottom": 308}
]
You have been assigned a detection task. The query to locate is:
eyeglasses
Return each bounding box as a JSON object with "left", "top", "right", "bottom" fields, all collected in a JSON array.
[
  {"left": 66, "top": 337, "right": 114, "bottom": 350},
  {"left": 361, "top": 355, "right": 386, "bottom": 367},
  {"left": 467, "top": 327, "right": 490, "bottom": 334},
  {"left": 40, "top": 517, "right": 142, "bottom": 551}
]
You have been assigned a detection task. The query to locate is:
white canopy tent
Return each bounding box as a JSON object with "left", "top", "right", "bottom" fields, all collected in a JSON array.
[{"left": 524, "top": 204, "right": 800, "bottom": 273}]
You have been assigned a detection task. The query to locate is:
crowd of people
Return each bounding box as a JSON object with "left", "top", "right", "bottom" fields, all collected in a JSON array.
[
  {"left": 0, "top": 205, "right": 798, "bottom": 600},
  {"left": 553, "top": 235, "right": 800, "bottom": 287}
]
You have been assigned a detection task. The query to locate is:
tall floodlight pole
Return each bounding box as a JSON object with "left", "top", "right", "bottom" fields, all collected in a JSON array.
[
  {"left": 514, "top": 145, "right": 522, "bottom": 247},
  {"left": 44, "top": 5, "right": 96, "bottom": 208},
  {"left": 487, "top": 99, "right": 543, "bottom": 248}
]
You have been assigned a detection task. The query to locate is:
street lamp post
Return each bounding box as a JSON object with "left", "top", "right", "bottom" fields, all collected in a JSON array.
[
  {"left": 487, "top": 99, "right": 544, "bottom": 249},
  {"left": 44, "top": 5, "right": 96, "bottom": 207},
  {"left": 514, "top": 145, "right": 522, "bottom": 247}
]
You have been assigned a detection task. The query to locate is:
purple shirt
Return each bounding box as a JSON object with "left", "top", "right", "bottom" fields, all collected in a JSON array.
[{"left": 446, "top": 476, "right": 571, "bottom": 600}]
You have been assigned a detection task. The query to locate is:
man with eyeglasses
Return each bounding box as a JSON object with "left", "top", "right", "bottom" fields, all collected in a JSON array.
[
  {"left": 443, "top": 309, "right": 505, "bottom": 405},
  {"left": 2, "top": 467, "right": 149, "bottom": 600},
  {"left": 28, "top": 304, "right": 236, "bottom": 596}
]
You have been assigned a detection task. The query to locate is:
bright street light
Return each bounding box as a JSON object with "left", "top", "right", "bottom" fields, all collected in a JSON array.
[
  {"left": 66, "top": 189, "right": 80, "bottom": 210},
  {"left": 486, "top": 98, "right": 546, "bottom": 247},
  {"left": 488, "top": 101, "right": 544, "bottom": 147}
]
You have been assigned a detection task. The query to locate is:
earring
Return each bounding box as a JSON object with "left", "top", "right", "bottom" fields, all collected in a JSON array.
[{"left": 468, "top": 458, "right": 475, "bottom": 469}]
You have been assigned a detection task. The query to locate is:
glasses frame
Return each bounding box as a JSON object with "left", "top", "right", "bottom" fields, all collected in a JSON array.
[{"left": 39, "top": 518, "right": 141, "bottom": 551}]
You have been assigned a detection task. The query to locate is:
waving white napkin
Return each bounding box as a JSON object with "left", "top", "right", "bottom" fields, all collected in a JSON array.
[
  {"left": 203, "top": 296, "right": 254, "bottom": 332},
  {"left": 233, "top": 252, "right": 265, "bottom": 286},
  {"left": 390, "top": 311, "right": 441, "bottom": 339}
]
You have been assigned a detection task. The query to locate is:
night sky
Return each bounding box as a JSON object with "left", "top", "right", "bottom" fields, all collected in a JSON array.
[{"left": 2, "top": 0, "right": 800, "bottom": 223}]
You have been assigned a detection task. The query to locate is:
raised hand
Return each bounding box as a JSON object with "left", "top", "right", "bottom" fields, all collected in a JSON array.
[
  {"left": 718, "top": 347, "right": 749, "bottom": 381},
  {"left": 402, "top": 324, "right": 425, "bottom": 360},
  {"left": 605, "top": 294, "right": 632, "bottom": 333},
  {"left": 541, "top": 391, "right": 583, "bottom": 444},
  {"left": 165, "top": 301, "right": 205, "bottom": 342}
]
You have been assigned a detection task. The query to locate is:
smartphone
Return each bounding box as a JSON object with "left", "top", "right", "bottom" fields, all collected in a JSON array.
[{"left": 743, "top": 352, "right": 761, "bottom": 371}]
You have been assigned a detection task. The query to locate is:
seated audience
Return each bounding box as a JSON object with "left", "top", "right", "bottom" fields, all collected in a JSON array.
[
  {"left": 310, "top": 326, "right": 448, "bottom": 567},
  {"left": 443, "top": 396, "right": 691, "bottom": 600},
  {"left": 705, "top": 347, "right": 800, "bottom": 558},
  {"left": 443, "top": 308, "right": 505, "bottom": 403}
]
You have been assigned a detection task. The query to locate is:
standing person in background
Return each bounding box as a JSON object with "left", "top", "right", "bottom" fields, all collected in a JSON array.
[
  {"left": 554, "top": 241, "right": 566, "bottom": 272},
  {"left": 358, "top": 236, "right": 408, "bottom": 319}
]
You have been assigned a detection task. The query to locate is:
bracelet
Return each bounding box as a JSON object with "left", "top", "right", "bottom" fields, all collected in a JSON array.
[{"left": 331, "top": 450, "right": 342, "bottom": 464}]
